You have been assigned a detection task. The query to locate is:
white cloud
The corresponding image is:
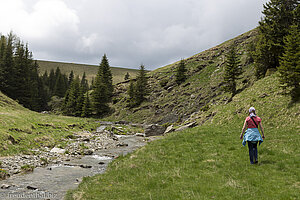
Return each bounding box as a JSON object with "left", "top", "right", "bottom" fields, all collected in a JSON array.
[
  {"left": 0, "top": 0, "right": 79, "bottom": 61},
  {"left": 0, "top": 0, "right": 79, "bottom": 38},
  {"left": 0, "top": 0, "right": 268, "bottom": 69}
]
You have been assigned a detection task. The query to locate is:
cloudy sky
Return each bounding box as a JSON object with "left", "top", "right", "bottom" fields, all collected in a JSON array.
[{"left": 0, "top": 0, "right": 268, "bottom": 70}]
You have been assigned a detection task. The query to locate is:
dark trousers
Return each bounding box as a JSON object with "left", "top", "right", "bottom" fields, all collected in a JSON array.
[{"left": 247, "top": 141, "right": 258, "bottom": 164}]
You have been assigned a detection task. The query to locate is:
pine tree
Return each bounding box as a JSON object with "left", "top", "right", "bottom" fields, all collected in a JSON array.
[
  {"left": 135, "top": 65, "right": 148, "bottom": 105},
  {"left": 0, "top": 33, "right": 15, "bottom": 96},
  {"left": 81, "top": 93, "right": 92, "bottom": 117},
  {"left": 62, "top": 74, "right": 69, "bottom": 93},
  {"left": 13, "top": 41, "right": 40, "bottom": 109},
  {"left": 0, "top": 33, "right": 49, "bottom": 111},
  {"left": 92, "top": 78, "right": 109, "bottom": 116},
  {"left": 128, "top": 79, "right": 135, "bottom": 100},
  {"left": 175, "top": 59, "right": 187, "bottom": 85},
  {"left": 75, "top": 86, "right": 85, "bottom": 116},
  {"left": 42, "top": 70, "right": 49, "bottom": 85},
  {"left": 124, "top": 72, "right": 130, "bottom": 81},
  {"left": 68, "top": 70, "right": 74, "bottom": 87},
  {"left": 41, "top": 70, "right": 51, "bottom": 103},
  {"left": 90, "top": 77, "right": 95, "bottom": 90},
  {"left": 92, "top": 54, "right": 113, "bottom": 116},
  {"left": 98, "top": 54, "right": 113, "bottom": 99},
  {"left": 48, "top": 69, "right": 56, "bottom": 94},
  {"left": 64, "top": 77, "right": 80, "bottom": 115},
  {"left": 37, "top": 75, "right": 49, "bottom": 111},
  {"left": 278, "top": 25, "right": 300, "bottom": 101},
  {"left": 62, "top": 88, "right": 70, "bottom": 112},
  {"left": 54, "top": 73, "right": 67, "bottom": 97},
  {"left": 254, "top": 0, "right": 298, "bottom": 78},
  {"left": 13, "top": 40, "right": 27, "bottom": 102},
  {"left": 127, "top": 79, "right": 136, "bottom": 107},
  {"left": 28, "top": 60, "right": 41, "bottom": 111},
  {"left": 0, "top": 35, "right": 6, "bottom": 90},
  {"left": 80, "top": 72, "right": 89, "bottom": 93},
  {"left": 223, "top": 45, "right": 242, "bottom": 97}
]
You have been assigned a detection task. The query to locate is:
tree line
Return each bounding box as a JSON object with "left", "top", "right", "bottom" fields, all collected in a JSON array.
[
  {"left": 0, "top": 33, "right": 48, "bottom": 111},
  {"left": 44, "top": 54, "right": 113, "bottom": 117},
  {"left": 0, "top": 32, "right": 148, "bottom": 116},
  {"left": 223, "top": 0, "right": 299, "bottom": 101},
  {"left": 0, "top": 32, "right": 93, "bottom": 114},
  {"left": 171, "top": 1, "right": 299, "bottom": 102},
  {"left": 253, "top": 0, "right": 299, "bottom": 100},
  {"left": 0, "top": 33, "right": 149, "bottom": 117}
]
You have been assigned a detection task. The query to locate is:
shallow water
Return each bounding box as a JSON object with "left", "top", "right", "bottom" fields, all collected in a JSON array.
[{"left": 0, "top": 135, "right": 147, "bottom": 200}]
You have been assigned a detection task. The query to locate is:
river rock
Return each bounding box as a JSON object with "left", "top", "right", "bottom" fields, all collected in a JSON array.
[
  {"left": 12, "top": 169, "right": 21, "bottom": 174},
  {"left": 164, "top": 125, "right": 175, "bottom": 134},
  {"left": 1, "top": 184, "right": 11, "bottom": 189},
  {"left": 27, "top": 185, "right": 38, "bottom": 190},
  {"left": 83, "top": 149, "right": 94, "bottom": 155},
  {"left": 135, "top": 132, "right": 145, "bottom": 137},
  {"left": 50, "top": 147, "right": 66, "bottom": 154},
  {"left": 117, "top": 143, "right": 128, "bottom": 147},
  {"left": 96, "top": 126, "right": 106, "bottom": 133},
  {"left": 144, "top": 124, "right": 166, "bottom": 137},
  {"left": 79, "top": 164, "right": 92, "bottom": 169}
]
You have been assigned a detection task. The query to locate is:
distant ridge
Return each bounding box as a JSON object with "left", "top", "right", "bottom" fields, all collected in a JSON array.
[{"left": 37, "top": 60, "right": 140, "bottom": 84}]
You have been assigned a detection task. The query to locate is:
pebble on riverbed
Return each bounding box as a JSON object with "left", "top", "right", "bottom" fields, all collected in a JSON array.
[
  {"left": 1, "top": 184, "right": 11, "bottom": 189},
  {"left": 26, "top": 185, "right": 38, "bottom": 190}
]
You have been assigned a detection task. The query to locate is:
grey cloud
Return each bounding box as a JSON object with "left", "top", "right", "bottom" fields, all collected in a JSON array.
[{"left": 0, "top": 0, "right": 269, "bottom": 70}]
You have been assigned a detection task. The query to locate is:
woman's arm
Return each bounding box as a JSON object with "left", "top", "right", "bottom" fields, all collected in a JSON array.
[
  {"left": 240, "top": 120, "right": 247, "bottom": 140},
  {"left": 259, "top": 121, "right": 265, "bottom": 138}
]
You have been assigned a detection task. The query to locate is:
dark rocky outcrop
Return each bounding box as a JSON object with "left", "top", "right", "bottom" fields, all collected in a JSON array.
[{"left": 144, "top": 124, "right": 166, "bottom": 137}]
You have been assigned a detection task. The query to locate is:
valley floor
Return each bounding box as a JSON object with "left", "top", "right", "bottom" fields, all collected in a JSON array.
[{"left": 66, "top": 125, "right": 299, "bottom": 200}]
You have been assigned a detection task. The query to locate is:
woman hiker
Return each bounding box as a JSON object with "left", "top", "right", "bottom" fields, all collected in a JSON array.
[{"left": 240, "top": 107, "right": 265, "bottom": 164}]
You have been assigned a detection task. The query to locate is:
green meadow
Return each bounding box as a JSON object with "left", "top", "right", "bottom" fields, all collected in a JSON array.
[{"left": 66, "top": 74, "right": 300, "bottom": 200}]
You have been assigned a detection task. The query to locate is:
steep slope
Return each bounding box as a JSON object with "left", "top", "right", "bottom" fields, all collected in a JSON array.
[
  {"left": 37, "top": 60, "right": 140, "bottom": 84},
  {"left": 109, "top": 29, "right": 260, "bottom": 124},
  {"left": 0, "top": 92, "right": 99, "bottom": 156}
]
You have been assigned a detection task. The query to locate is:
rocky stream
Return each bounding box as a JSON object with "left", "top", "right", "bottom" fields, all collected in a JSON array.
[{"left": 0, "top": 123, "right": 157, "bottom": 200}]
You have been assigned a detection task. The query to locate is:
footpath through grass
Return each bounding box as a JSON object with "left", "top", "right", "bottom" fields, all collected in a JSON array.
[{"left": 66, "top": 124, "right": 299, "bottom": 200}]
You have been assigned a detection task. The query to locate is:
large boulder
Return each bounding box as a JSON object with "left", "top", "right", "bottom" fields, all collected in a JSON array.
[{"left": 144, "top": 124, "right": 166, "bottom": 137}]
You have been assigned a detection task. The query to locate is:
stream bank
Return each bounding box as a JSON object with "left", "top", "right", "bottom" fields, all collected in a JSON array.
[{"left": 0, "top": 134, "right": 152, "bottom": 200}]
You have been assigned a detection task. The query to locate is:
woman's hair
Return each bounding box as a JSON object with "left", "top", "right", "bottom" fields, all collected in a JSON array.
[{"left": 249, "top": 107, "right": 256, "bottom": 117}]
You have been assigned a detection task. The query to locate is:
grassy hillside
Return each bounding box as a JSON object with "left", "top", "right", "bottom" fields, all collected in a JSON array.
[
  {"left": 66, "top": 28, "right": 299, "bottom": 199},
  {"left": 37, "top": 60, "right": 140, "bottom": 84},
  {"left": 0, "top": 91, "right": 99, "bottom": 156},
  {"left": 107, "top": 29, "right": 259, "bottom": 124},
  {"left": 66, "top": 73, "right": 299, "bottom": 200}
]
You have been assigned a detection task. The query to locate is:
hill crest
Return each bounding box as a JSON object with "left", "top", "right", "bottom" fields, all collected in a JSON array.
[{"left": 37, "top": 60, "right": 140, "bottom": 84}]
